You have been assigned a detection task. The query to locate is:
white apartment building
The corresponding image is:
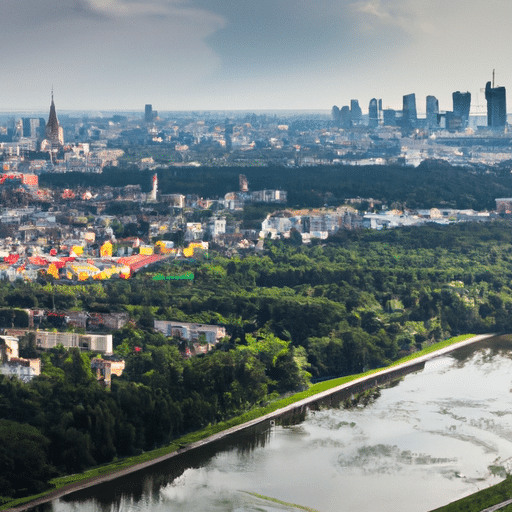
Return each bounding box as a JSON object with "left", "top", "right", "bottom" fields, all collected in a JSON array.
[
  {"left": 34, "top": 331, "right": 113, "bottom": 354},
  {"left": 1, "top": 358, "right": 41, "bottom": 383},
  {"left": 154, "top": 320, "right": 226, "bottom": 345}
]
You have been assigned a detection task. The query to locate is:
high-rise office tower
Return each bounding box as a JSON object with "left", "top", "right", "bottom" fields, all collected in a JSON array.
[
  {"left": 426, "top": 96, "right": 439, "bottom": 128},
  {"left": 45, "top": 91, "right": 64, "bottom": 148},
  {"left": 368, "top": 98, "right": 379, "bottom": 128},
  {"left": 452, "top": 91, "right": 471, "bottom": 128},
  {"left": 402, "top": 94, "right": 417, "bottom": 126},
  {"left": 23, "top": 118, "right": 46, "bottom": 138},
  {"left": 350, "top": 100, "right": 362, "bottom": 125},
  {"left": 485, "top": 80, "right": 506, "bottom": 128},
  {"left": 383, "top": 109, "right": 396, "bottom": 126},
  {"left": 339, "top": 106, "right": 351, "bottom": 128},
  {"left": 145, "top": 104, "right": 153, "bottom": 123}
]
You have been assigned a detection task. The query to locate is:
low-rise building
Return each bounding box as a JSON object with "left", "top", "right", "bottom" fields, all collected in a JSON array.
[
  {"left": 33, "top": 331, "right": 113, "bottom": 354},
  {"left": 1, "top": 358, "right": 41, "bottom": 382},
  {"left": 91, "top": 357, "right": 125, "bottom": 386},
  {"left": 0, "top": 335, "right": 40, "bottom": 383},
  {"left": 154, "top": 320, "right": 226, "bottom": 345},
  {"left": 88, "top": 312, "right": 130, "bottom": 330}
]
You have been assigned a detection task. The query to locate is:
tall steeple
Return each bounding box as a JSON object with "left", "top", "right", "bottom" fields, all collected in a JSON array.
[{"left": 46, "top": 89, "right": 63, "bottom": 148}]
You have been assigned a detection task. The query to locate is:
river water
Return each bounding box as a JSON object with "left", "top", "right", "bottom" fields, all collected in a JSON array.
[{"left": 28, "top": 335, "right": 512, "bottom": 512}]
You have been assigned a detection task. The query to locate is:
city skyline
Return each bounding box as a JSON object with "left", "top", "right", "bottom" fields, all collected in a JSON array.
[{"left": 2, "top": 0, "right": 512, "bottom": 112}]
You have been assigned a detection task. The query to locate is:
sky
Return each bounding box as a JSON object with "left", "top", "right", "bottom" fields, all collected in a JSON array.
[{"left": 1, "top": 0, "right": 512, "bottom": 113}]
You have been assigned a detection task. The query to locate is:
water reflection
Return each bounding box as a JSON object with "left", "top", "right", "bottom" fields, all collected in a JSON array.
[
  {"left": 59, "top": 424, "right": 273, "bottom": 510},
  {"left": 451, "top": 335, "right": 512, "bottom": 366}
]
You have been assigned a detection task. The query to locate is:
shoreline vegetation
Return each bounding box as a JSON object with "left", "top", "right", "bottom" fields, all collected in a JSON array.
[
  {"left": 3, "top": 333, "right": 496, "bottom": 512},
  {"left": 241, "top": 490, "right": 322, "bottom": 512},
  {"left": 429, "top": 475, "right": 512, "bottom": 512}
]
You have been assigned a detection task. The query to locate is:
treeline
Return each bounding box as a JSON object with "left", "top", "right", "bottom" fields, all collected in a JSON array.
[{"left": 39, "top": 161, "right": 512, "bottom": 209}]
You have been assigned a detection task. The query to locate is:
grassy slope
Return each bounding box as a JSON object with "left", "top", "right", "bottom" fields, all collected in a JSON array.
[
  {"left": 429, "top": 476, "right": 512, "bottom": 512},
  {"left": 1, "top": 333, "right": 479, "bottom": 511}
]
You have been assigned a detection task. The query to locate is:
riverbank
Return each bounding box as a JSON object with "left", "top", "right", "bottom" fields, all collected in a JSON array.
[{"left": 3, "top": 333, "right": 494, "bottom": 512}]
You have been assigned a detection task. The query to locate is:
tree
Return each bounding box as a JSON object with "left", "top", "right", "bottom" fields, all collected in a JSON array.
[
  {"left": 62, "top": 349, "right": 94, "bottom": 385},
  {"left": 19, "top": 332, "right": 38, "bottom": 358},
  {"left": 0, "top": 420, "right": 54, "bottom": 498},
  {"left": 289, "top": 228, "right": 303, "bottom": 246}
]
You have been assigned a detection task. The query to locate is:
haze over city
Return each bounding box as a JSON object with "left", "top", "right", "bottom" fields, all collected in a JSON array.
[{"left": 2, "top": 0, "right": 512, "bottom": 112}]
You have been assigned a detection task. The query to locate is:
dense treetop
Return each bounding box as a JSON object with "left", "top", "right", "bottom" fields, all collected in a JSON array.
[{"left": 40, "top": 162, "right": 512, "bottom": 210}]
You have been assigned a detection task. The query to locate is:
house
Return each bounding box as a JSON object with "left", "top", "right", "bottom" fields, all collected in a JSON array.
[
  {"left": 91, "top": 357, "right": 125, "bottom": 387},
  {"left": 0, "top": 336, "right": 40, "bottom": 383},
  {"left": 0, "top": 358, "right": 41, "bottom": 383}
]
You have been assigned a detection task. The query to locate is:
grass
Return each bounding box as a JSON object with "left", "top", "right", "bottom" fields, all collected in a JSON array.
[
  {"left": 429, "top": 475, "right": 512, "bottom": 512},
  {"left": 242, "top": 491, "right": 322, "bottom": 511},
  {"left": 0, "top": 333, "right": 480, "bottom": 511}
]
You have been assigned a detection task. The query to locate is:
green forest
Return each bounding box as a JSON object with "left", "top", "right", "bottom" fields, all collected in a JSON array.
[
  {"left": 40, "top": 160, "right": 512, "bottom": 209},
  {"left": 3, "top": 220, "right": 512, "bottom": 502}
]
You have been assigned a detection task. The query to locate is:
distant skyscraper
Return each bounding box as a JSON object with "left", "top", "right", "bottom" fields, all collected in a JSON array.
[
  {"left": 402, "top": 94, "right": 417, "bottom": 126},
  {"left": 22, "top": 118, "right": 45, "bottom": 138},
  {"left": 485, "top": 81, "right": 506, "bottom": 128},
  {"left": 331, "top": 105, "right": 340, "bottom": 126},
  {"left": 45, "top": 91, "right": 63, "bottom": 148},
  {"left": 368, "top": 98, "right": 379, "bottom": 128},
  {"left": 452, "top": 91, "right": 471, "bottom": 128},
  {"left": 350, "top": 100, "right": 362, "bottom": 125},
  {"left": 339, "top": 106, "right": 351, "bottom": 128},
  {"left": 383, "top": 109, "right": 396, "bottom": 126},
  {"left": 426, "top": 96, "right": 439, "bottom": 128},
  {"left": 145, "top": 104, "right": 153, "bottom": 123}
]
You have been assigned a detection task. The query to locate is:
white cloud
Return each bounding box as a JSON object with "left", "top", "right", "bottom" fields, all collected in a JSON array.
[
  {"left": 351, "top": 0, "right": 426, "bottom": 33},
  {"left": 88, "top": 0, "right": 170, "bottom": 17}
]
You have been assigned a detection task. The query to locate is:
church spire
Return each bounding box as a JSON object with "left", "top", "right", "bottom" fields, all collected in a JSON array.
[{"left": 46, "top": 89, "right": 62, "bottom": 148}]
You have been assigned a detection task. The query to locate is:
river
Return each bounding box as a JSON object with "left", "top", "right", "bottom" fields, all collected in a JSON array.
[{"left": 27, "top": 335, "right": 512, "bottom": 512}]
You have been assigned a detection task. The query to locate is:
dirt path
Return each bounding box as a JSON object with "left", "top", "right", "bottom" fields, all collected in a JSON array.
[{"left": 5, "top": 333, "right": 495, "bottom": 512}]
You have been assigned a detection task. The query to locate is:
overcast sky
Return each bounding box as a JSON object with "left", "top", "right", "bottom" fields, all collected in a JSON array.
[{"left": 1, "top": 0, "right": 511, "bottom": 113}]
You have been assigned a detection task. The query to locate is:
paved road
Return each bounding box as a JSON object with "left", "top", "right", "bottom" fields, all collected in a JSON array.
[
  {"left": 6, "top": 333, "right": 495, "bottom": 512},
  {"left": 480, "top": 498, "right": 512, "bottom": 511}
]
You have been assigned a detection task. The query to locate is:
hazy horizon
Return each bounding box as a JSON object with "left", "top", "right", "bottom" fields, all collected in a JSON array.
[{"left": 1, "top": 1, "right": 511, "bottom": 113}]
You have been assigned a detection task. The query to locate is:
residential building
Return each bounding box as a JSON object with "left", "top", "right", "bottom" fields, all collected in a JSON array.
[
  {"left": 1, "top": 358, "right": 41, "bottom": 383},
  {"left": 208, "top": 217, "right": 226, "bottom": 237},
  {"left": 34, "top": 331, "right": 113, "bottom": 354},
  {"left": 91, "top": 357, "right": 125, "bottom": 386},
  {"left": 496, "top": 198, "right": 512, "bottom": 214},
  {"left": 0, "top": 335, "right": 40, "bottom": 383},
  {"left": 154, "top": 320, "right": 226, "bottom": 345},
  {"left": 88, "top": 312, "right": 130, "bottom": 330}
]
